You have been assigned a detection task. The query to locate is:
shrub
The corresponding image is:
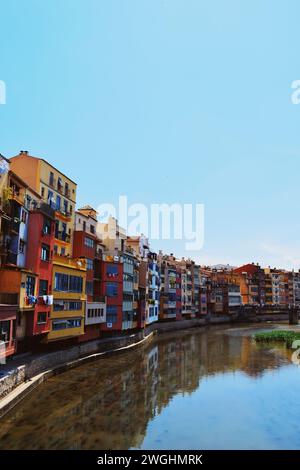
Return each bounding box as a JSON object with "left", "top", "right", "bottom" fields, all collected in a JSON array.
[{"left": 254, "top": 330, "right": 300, "bottom": 348}]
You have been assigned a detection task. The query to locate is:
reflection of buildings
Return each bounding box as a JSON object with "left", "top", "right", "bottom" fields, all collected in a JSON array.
[{"left": 0, "top": 327, "right": 293, "bottom": 450}]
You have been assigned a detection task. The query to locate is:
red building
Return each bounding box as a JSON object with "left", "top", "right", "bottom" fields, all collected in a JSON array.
[
  {"left": 99, "top": 257, "right": 123, "bottom": 333},
  {"left": 25, "top": 202, "right": 55, "bottom": 344},
  {"left": 73, "top": 206, "right": 106, "bottom": 341}
]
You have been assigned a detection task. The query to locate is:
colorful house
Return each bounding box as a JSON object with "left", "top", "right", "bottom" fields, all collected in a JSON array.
[
  {"left": 47, "top": 254, "right": 87, "bottom": 343},
  {"left": 73, "top": 206, "right": 106, "bottom": 341},
  {"left": 10, "top": 151, "right": 77, "bottom": 258}
]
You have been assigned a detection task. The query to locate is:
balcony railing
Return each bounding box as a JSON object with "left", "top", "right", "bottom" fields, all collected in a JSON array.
[
  {"left": 55, "top": 231, "right": 71, "bottom": 243},
  {"left": 55, "top": 208, "right": 72, "bottom": 219},
  {"left": 36, "top": 202, "right": 55, "bottom": 219}
]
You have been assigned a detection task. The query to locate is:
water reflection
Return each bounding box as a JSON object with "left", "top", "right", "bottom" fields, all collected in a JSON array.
[{"left": 0, "top": 325, "right": 298, "bottom": 450}]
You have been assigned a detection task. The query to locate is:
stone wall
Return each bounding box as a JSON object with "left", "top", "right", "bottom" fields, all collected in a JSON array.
[
  {"left": 25, "top": 330, "right": 147, "bottom": 379},
  {"left": 0, "top": 331, "right": 149, "bottom": 400},
  {"left": 0, "top": 366, "right": 25, "bottom": 399}
]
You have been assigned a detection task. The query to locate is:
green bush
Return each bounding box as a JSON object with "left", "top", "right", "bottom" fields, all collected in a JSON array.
[{"left": 254, "top": 330, "right": 300, "bottom": 348}]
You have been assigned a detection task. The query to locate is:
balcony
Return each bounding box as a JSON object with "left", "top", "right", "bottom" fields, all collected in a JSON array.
[
  {"left": 10, "top": 187, "right": 25, "bottom": 206},
  {"left": 55, "top": 208, "right": 72, "bottom": 221},
  {"left": 53, "top": 253, "right": 86, "bottom": 270},
  {"left": 55, "top": 231, "right": 71, "bottom": 243},
  {"left": 85, "top": 301, "right": 106, "bottom": 325},
  {"left": 36, "top": 202, "right": 55, "bottom": 219}
]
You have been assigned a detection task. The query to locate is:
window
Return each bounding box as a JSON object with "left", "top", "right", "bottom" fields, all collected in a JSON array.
[
  {"left": 53, "top": 300, "right": 82, "bottom": 311},
  {"left": 57, "top": 177, "right": 63, "bottom": 191},
  {"left": 54, "top": 274, "right": 83, "bottom": 293},
  {"left": 86, "top": 281, "right": 93, "bottom": 295},
  {"left": 106, "top": 282, "right": 118, "bottom": 297},
  {"left": 54, "top": 245, "right": 58, "bottom": 254},
  {"left": 54, "top": 273, "right": 69, "bottom": 291},
  {"left": 47, "top": 190, "right": 54, "bottom": 208},
  {"left": 19, "top": 239, "right": 26, "bottom": 254},
  {"left": 41, "top": 244, "right": 50, "bottom": 261},
  {"left": 43, "top": 217, "right": 51, "bottom": 235},
  {"left": 60, "top": 247, "right": 65, "bottom": 256},
  {"left": 106, "top": 306, "right": 117, "bottom": 324},
  {"left": 69, "top": 301, "right": 82, "bottom": 310},
  {"left": 49, "top": 172, "right": 54, "bottom": 186},
  {"left": 106, "top": 264, "right": 118, "bottom": 276},
  {"left": 84, "top": 237, "right": 94, "bottom": 248},
  {"left": 65, "top": 182, "right": 69, "bottom": 196},
  {"left": 86, "top": 258, "right": 93, "bottom": 270},
  {"left": 52, "top": 318, "right": 81, "bottom": 331},
  {"left": 41, "top": 187, "right": 45, "bottom": 198},
  {"left": 21, "top": 209, "right": 27, "bottom": 223},
  {"left": 63, "top": 199, "right": 68, "bottom": 214},
  {"left": 56, "top": 195, "right": 61, "bottom": 211},
  {"left": 55, "top": 221, "right": 59, "bottom": 238},
  {"left": 70, "top": 205, "right": 72, "bottom": 214},
  {"left": 69, "top": 275, "right": 83, "bottom": 293},
  {"left": 88, "top": 308, "right": 103, "bottom": 318},
  {"left": 37, "top": 312, "right": 47, "bottom": 324},
  {"left": 26, "top": 276, "right": 35, "bottom": 296},
  {"left": 39, "top": 280, "right": 48, "bottom": 296},
  {"left": 90, "top": 225, "right": 95, "bottom": 234},
  {"left": 83, "top": 221, "right": 86, "bottom": 231},
  {"left": 0, "top": 320, "right": 11, "bottom": 343}
]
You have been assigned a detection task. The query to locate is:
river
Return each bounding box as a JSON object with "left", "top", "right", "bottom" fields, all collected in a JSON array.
[{"left": 0, "top": 324, "right": 300, "bottom": 450}]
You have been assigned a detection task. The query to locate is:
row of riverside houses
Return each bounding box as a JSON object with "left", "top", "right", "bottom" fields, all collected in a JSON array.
[{"left": 0, "top": 151, "right": 300, "bottom": 359}]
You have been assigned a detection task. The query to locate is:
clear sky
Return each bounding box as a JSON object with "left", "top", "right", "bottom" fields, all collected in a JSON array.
[{"left": 1, "top": 0, "right": 300, "bottom": 269}]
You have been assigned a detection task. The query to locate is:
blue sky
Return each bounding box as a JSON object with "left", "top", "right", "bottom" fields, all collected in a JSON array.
[{"left": 1, "top": 0, "right": 300, "bottom": 269}]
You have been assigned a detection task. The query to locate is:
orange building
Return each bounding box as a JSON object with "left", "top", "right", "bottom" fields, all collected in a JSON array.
[{"left": 10, "top": 151, "right": 77, "bottom": 257}]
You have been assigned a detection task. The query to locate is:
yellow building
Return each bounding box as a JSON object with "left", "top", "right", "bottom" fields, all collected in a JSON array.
[
  {"left": 47, "top": 254, "right": 87, "bottom": 342},
  {"left": 9, "top": 151, "right": 77, "bottom": 256}
]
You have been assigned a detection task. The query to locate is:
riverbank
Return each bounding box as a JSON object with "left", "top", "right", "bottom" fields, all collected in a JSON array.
[{"left": 0, "top": 312, "right": 293, "bottom": 418}]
